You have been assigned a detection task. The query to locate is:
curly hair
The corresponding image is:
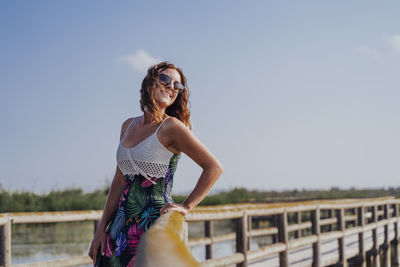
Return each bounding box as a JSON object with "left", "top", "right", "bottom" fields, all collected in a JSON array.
[{"left": 140, "top": 62, "right": 191, "bottom": 129}]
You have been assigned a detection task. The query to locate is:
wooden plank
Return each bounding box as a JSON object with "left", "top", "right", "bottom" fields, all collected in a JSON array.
[
  {"left": 327, "top": 209, "right": 333, "bottom": 232},
  {"left": 320, "top": 216, "right": 337, "bottom": 226},
  {"left": 338, "top": 208, "right": 347, "bottom": 267},
  {"left": 186, "top": 198, "right": 396, "bottom": 221},
  {"left": 5, "top": 210, "right": 103, "bottom": 224},
  {"left": 186, "top": 211, "right": 244, "bottom": 222},
  {"left": 382, "top": 204, "right": 391, "bottom": 267},
  {"left": 189, "top": 199, "right": 396, "bottom": 214},
  {"left": 288, "top": 235, "right": 318, "bottom": 249},
  {"left": 11, "top": 256, "right": 92, "bottom": 267},
  {"left": 203, "top": 253, "right": 245, "bottom": 267},
  {"left": 205, "top": 220, "right": 213, "bottom": 260},
  {"left": 319, "top": 231, "right": 344, "bottom": 241},
  {"left": 246, "top": 208, "right": 285, "bottom": 217},
  {"left": 248, "top": 227, "right": 278, "bottom": 237},
  {"left": 188, "top": 236, "right": 211, "bottom": 246},
  {"left": 236, "top": 212, "right": 248, "bottom": 267},
  {"left": 371, "top": 205, "right": 380, "bottom": 267},
  {"left": 247, "top": 242, "right": 286, "bottom": 262},
  {"left": 364, "top": 222, "right": 378, "bottom": 231},
  {"left": 344, "top": 214, "right": 357, "bottom": 222},
  {"left": 294, "top": 211, "right": 301, "bottom": 238},
  {"left": 311, "top": 207, "right": 320, "bottom": 267},
  {"left": 345, "top": 226, "right": 363, "bottom": 235},
  {"left": 376, "top": 209, "right": 385, "bottom": 218},
  {"left": 389, "top": 208, "right": 395, "bottom": 217},
  {"left": 392, "top": 203, "right": 400, "bottom": 266},
  {"left": 0, "top": 218, "right": 7, "bottom": 226},
  {"left": 379, "top": 218, "right": 397, "bottom": 226},
  {"left": 277, "top": 212, "right": 288, "bottom": 267},
  {"left": 0, "top": 220, "right": 11, "bottom": 267},
  {"left": 357, "top": 205, "right": 366, "bottom": 267},
  {"left": 188, "top": 233, "right": 236, "bottom": 246},
  {"left": 287, "top": 221, "right": 311, "bottom": 232},
  {"left": 187, "top": 198, "right": 395, "bottom": 218},
  {"left": 286, "top": 205, "right": 317, "bottom": 213}
]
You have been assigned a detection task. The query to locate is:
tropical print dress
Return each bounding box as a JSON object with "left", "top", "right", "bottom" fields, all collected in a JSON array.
[{"left": 99, "top": 117, "right": 181, "bottom": 267}]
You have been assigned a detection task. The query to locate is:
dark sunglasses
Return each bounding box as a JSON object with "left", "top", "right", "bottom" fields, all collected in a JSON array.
[{"left": 158, "top": 73, "right": 185, "bottom": 93}]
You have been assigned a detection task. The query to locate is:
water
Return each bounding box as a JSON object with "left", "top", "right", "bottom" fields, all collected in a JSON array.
[
  {"left": 11, "top": 221, "right": 93, "bottom": 266},
  {"left": 11, "top": 220, "right": 271, "bottom": 265}
]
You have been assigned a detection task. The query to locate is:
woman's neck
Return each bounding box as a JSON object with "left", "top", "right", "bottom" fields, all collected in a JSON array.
[{"left": 142, "top": 108, "right": 166, "bottom": 125}]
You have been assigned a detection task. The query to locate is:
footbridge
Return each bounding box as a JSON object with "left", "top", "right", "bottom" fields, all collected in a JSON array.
[{"left": 1, "top": 197, "right": 400, "bottom": 267}]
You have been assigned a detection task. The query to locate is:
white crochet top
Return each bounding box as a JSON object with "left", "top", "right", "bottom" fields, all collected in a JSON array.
[{"left": 116, "top": 117, "right": 174, "bottom": 184}]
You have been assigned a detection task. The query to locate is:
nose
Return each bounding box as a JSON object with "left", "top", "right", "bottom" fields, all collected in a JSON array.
[{"left": 164, "top": 82, "right": 174, "bottom": 92}]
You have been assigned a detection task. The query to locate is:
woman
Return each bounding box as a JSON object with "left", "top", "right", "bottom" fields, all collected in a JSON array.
[{"left": 88, "top": 62, "right": 223, "bottom": 266}]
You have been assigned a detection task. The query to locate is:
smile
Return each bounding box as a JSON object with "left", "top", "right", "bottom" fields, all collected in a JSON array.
[{"left": 162, "top": 91, "right": 171, "bottom": 98}]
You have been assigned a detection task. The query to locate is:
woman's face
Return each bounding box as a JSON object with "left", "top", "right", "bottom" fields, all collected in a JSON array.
[{"left": 153, "top": 68, "right": 182, "bottom": 109}]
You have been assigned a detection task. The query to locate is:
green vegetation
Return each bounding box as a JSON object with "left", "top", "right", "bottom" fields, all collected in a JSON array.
[
  {"left": 1, "top": 184, "right": 399, "bottom": 213},
  {"left": 0, "top": 187, "right": 109, "bottom": 212}
]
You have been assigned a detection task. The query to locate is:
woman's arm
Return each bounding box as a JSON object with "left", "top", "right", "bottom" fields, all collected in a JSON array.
[
  {"left": 88, "top": 119, "right": 132, "bottom": 264},
  {"left": 97, "top": 167, "right": 125, "bottom": 230},
  {"left": 159, "top": 117, "right": 223, "bottom": 215}
]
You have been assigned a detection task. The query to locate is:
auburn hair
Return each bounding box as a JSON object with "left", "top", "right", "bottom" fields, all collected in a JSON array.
[{"left": 140, "top": 62, "right": 191, "bottom": 129}]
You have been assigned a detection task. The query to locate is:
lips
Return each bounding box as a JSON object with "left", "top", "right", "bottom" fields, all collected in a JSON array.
[{"left": 161, "top": 90, "right": 171, "bottom": 98}]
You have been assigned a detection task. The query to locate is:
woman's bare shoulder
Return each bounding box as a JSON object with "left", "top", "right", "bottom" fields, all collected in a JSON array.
[
  {"left": 120, "top": 116, "right": 140, "bottom": 138},
  {"left": 122, "top": 117, "right": 134, "bottom": 127},
  {"left": 162, "top": 116, "right": 188, "bottom": 132}
]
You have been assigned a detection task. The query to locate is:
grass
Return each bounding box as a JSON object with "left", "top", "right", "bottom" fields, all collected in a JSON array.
[{"left": 1, "top": 184, "right": 399, "bottom": 213}]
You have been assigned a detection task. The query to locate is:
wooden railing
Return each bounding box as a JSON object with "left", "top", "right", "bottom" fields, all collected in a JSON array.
[
  {"left": 0, "top": 210, "right": 102, "bottom": 267},
  {"left": 1, "top": 197, "right": 400, "bottom": 267},
  {"left": 185, "top": 197, "right": 400, "bottom": 267}
]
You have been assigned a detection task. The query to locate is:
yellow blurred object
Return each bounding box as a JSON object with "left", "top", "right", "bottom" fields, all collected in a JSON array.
[{"left": 136, "top": 211, "right": 201, "bottom": 267}]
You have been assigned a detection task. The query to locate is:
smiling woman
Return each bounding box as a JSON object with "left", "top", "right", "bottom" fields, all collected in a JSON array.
[{"left": 88, "top": 62, "right": 223, "bottom": 267}]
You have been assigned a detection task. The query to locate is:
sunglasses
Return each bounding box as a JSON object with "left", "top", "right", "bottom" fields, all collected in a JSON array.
[{"left": 158, "top": 73, "right": 185, "bottom": 93}]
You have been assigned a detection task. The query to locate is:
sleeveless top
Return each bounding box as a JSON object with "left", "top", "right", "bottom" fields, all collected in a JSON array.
[
  {"left": 101, "top": 117, "right": 181, "bottom": 266},
  {"left": 116, "top": 117, "right": 177, "bottom": 184}
]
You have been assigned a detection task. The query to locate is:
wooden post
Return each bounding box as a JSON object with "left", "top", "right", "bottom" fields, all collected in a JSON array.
[
  {"left": 277, "top": 211, "right": 289, "bottom": 267},
  {"left": 338, "top": 208, "right": 347, "bottom": 267},
  {"left": 247, "top": 216, "right": 252, "bottom": 250},
  {"left": 236, "top": 212, "right": 248, "bottom": 267},
  {"left": 328, "top": 209, "right": 333, "bottom": 232},
  {"left": 273, "top": 215, "right": 278, "bottom": 244},
  {"left": 371, "top": 205, "right": 380, "bottom": 267},
  {"left": 357, "top": 205, "right": 366, "bottom": 267},
  {"left": 393, "top": 203, "right": 400, "bottom": 267},
  {"left": 205, "top": 220, "right": 213, "bottom": 260},
  {"left": 382, "top": 204, "right": 391, "bottom": 267},
  {"left": 294, "top": 211, "right": 301, "bottom": 239},
  {"left": 311, "top": 207, "right": 320, "bottom": 267},
  {"left": 0, "top": 219, "right": 11, "bottom": 267}
]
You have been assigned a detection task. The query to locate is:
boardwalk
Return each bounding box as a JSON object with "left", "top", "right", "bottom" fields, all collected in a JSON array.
[
  {"left": 251, "top": 225, "right": 392, "bottom": 266},
  {"left": 1, "top": 197, "right": 400, "bottom": 266}
]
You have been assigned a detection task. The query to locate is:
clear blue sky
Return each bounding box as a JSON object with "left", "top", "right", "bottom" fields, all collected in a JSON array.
[{"left": 1, "top": 1, "right": 400, "bottom": 194}]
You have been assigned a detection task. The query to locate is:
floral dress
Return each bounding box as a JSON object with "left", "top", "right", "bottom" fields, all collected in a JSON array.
[{"left": 100, "top": 118, "right": 181, "bottom": 267}]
